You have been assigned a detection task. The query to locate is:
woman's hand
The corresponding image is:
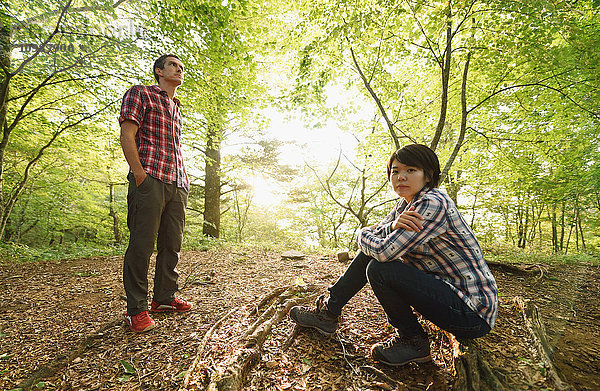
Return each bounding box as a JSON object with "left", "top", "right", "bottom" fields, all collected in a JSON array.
[{"left": 392, "top": 205, "right": 424, "bottom": 232}]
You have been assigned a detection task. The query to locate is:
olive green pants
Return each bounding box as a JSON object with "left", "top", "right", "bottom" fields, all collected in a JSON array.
[{"left": 123, "top": 173, "right": 188, "bottom": 315}]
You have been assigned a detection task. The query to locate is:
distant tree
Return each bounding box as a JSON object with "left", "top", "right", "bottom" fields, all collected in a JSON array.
[{"left": 0, "top": 0, "right": 138, "bottom": 241}]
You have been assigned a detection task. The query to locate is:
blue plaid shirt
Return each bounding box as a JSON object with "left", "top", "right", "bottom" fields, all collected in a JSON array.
[{"left": 357, "top": 187, "right": 498, "bottom": 328}]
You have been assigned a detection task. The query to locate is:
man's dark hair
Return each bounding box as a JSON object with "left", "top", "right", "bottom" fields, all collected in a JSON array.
[
  {"left": 153, "top": 54, "right": 181, "bottom": 83},
  {"left": 386, "top": 144, "right": 441, "bottom": 188}
]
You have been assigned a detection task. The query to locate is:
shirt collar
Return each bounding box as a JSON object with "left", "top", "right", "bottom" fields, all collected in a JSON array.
[
  {"left": 399, "top": 186, "right": 431, "bottom": 209},
  {"left": 414, "top": 186, "right": 430, "bottom": 201},
  {"left": 151, "top": 85, "right": 181, "bottom": 106}
]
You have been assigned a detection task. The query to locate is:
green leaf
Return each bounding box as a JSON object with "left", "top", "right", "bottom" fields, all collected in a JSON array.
[
  {"left": 0, "top": 353, "right": 11, "bottom": 360},
  {"left": 120, "top": 359, "right": 136, "bottom": 374},
  {"left": 35, "top": 381, "right": 45, "bottom": 388},
  {"left": 117, "top": 374, "right": 132, "bottom": 382},
  {"left": 175, "top": 370, "right": 188, "bottom": 379},
  {"left": 293, "top": 276, "right": 306, "bottom": 287},
  {"left": 302, "top": 357, "right": 312, "bottom": 365}
]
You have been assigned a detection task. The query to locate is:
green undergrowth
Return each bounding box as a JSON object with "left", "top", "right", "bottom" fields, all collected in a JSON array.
[
  {"left": 0, "top": 242, "right": 128, "bottom": 264},
  {"left": 2, "top": 240, "right": 596, "bottom": 267},
  {"left": 0, "top": 236, "right": 308, "bottom": 265},
  {"left": 482, "top": 243, "right": 599, "bottom": 266}
]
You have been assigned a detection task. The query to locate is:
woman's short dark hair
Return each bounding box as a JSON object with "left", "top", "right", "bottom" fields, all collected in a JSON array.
[
  {"left": 153, "top": 54, "right": 181, "bottom": 82},
  {"left": 386, "top": 144, "right": 441, "bottom": 188}
]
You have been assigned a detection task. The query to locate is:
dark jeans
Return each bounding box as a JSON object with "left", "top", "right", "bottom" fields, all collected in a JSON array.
[
  {"left": 327, "top": 251, "right": 490, "bottom": 339},
  {"left": 123, "top": 173, "right": 188, "bottom": 315}
]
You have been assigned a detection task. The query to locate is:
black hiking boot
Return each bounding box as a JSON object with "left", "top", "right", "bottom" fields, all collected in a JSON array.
[
  {"left": 289, "top": 295, "right": 339, "bottom": 336},
  {"left": 371, "top": 334, "right": 432, "bottom": 366}
]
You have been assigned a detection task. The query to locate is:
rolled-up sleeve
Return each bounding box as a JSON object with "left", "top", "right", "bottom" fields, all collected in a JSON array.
[
  {"left": 118, "top": 86, "right": 144, "bottom": 126},
  {"left": 357, "top": 197, "right": 448, "bottom": 262}
]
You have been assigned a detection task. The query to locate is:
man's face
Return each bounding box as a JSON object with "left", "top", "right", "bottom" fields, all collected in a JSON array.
[{"left": 156, "top": 57, "right": 184, "bottom": 86}]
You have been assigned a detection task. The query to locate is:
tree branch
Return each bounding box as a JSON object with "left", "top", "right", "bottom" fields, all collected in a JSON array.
[
  {"left": 21, "top": 0, "right": 129, "bottom": 26},
  {"left": 11, "top": 0, "right": 74, "bottom": 77},
  {"left": 468, "top": 81, "right": 599, "bottom": 121},
  {"left": 346, "top": 40, "right": 416, "bottom": 148}
]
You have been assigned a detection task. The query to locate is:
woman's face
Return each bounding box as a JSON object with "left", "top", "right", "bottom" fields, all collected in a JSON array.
[{"left": 389, "top": 159, "right": 428, "bottom": 203}]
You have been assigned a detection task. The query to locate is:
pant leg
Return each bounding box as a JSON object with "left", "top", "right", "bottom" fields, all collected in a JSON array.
[
  {"left": 123, "top": 174, "right": 164, "bottom": 315},
  {"left": 366, "top": 259, "right": 491, "bottom": 339},
  {"left": 153, "top": 184, "right": 188, "bottom": 304},
  {"left": 326, "top": 251, "right": 372, "bottom": 316}
]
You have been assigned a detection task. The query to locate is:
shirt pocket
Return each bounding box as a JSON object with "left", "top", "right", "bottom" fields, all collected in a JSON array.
[{"left": 145, "top": 100, "right": 169, "bottom": 119}]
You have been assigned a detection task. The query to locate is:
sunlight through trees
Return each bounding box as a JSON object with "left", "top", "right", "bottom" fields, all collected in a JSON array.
[{"left": 1, "top": 0, "right": 599, "bottom": 256}]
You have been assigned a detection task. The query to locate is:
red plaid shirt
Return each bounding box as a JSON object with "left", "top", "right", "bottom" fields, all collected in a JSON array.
[{"left": 119, "top": 85, "right": 189, "bottom": 189}]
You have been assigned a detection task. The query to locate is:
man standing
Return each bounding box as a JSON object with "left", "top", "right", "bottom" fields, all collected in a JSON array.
[{"left": 119, "top": 54, "right": 192, "bottom": 333}]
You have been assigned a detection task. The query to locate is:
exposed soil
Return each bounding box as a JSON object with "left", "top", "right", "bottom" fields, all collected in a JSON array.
[{"left": 0, "top": 249, "right": 598, "bottom": 390}]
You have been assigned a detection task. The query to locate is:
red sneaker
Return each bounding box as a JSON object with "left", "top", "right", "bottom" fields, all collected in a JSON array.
[
  {"left": 151, "top": 297, "right": 192, "bottom": 313},
  {"left": 124, "top": 311, "right": 156, "bottom": 333}
]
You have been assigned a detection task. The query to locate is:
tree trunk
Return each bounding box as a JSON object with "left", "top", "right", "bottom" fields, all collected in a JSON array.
[
  {"left": 203, "top": 123, "right": 222, "bottom": 238},
  {"left": 446, "top": 171, "right": 461, "bottom": 205},
  {"left": 108, "top": 183, "right": 121, "bottom": 244},
  {"left": 560, "top": 201, "right": 566, "bottom": 252},
  {"left": 440, "top": 51, "right": 470, "bottom": 184},
  {"left": 577, "top": 213, "right": 585, "bottom": 251},
  {"left": 516, "top": 201, "right": 525, "bottom": 249},
  {"left": 0, "top": 25, "right": 12, "bottom": 237},
  {"left": 550, "top": 207, "right": 558, "bottom": 253},
  {"left": 572, "top": 198, "right": 585, "bottom": 251},
  {"left": 430, "top": 4, "right": 452, "bottom": 152}
]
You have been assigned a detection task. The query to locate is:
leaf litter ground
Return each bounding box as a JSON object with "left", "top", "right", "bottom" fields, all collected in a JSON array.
[{"left": 0, "top": 249, "right": 598, "bottom": 390}]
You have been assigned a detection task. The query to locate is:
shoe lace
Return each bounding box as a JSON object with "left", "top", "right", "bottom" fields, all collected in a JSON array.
[
  {"left": 298, "top": 294, "right": 332, "bottom": 316},
  {"left": 136, "top": 311, "right": 151, "bottom": 322},
  {"left": 382, "top": 336, "right": 400, "bottom": 349},
  {"left": 383, "top": 334, "right": 426, "bottom": 349},
  {"left": 314, "top": 294, "right": 327, "bottom": 313}
]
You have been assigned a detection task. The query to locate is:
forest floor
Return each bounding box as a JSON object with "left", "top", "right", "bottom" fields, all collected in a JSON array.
[{"left": 1, "top": 248, "right": 599, "bottom": 390}]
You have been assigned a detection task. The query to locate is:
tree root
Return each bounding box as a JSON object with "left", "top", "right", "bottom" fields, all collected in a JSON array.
[
  {"left": 450, "top": 335, "right": 505, "bottom": 391},
  {"left": 248, "top": 286, "right": 288, "bottom": 317},
  {"left": 280, "top": 324, "right": 300, "bottom": 351},
  {"left": 360, "top": 365, "right": 414, "bottom": 391},
  {"left": 487, "top": 261, "right": 548, "bottom": 278},
  {"left": 180, "top": 284, "right": 321, "bottom": 391},
  {"left": 514, "top": 297, "right": 573, "bottom": 391},
  {"left": 181, "top": 284, "right": 574, "bottom": 391},
  {"left": 242, "top": 284, "right": 317, "bottom": 339},
  {"left": 182, "top": 307, "right": 239, "bottom": 390},
  {"left": 452, "top": 296, "right": 574, "bottom": 391},
  {"left": 17, "top": 318, "right": 122, "bottom": 391}
]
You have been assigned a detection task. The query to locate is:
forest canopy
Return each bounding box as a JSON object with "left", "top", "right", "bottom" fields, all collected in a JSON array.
[{"left": 1, "top": 0, "right": 599, "bottom": 259}]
